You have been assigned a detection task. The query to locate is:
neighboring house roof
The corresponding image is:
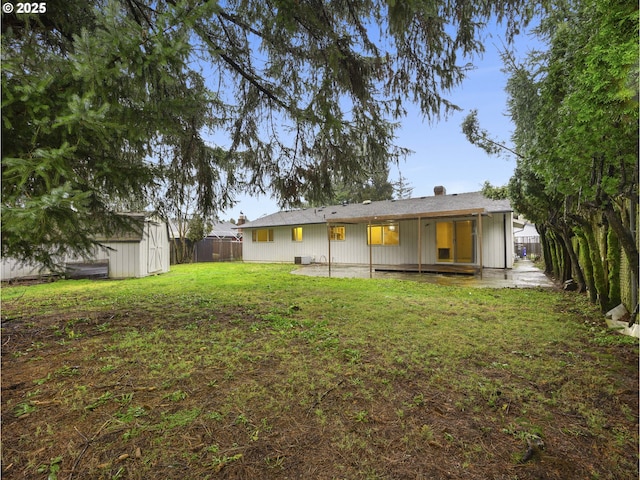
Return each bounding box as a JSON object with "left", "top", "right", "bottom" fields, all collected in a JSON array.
[
  {"left": 168, "top": 220, "right": 241, "bottom": 240},
  {"left": 515, "top": 223, "right": 540, "bottom": 238},
  {"left": 206, "top": 221, "right": 242, "bottom": 239},
  {"left": 241, "top": 192, "right": 512, "bottom": 229}
]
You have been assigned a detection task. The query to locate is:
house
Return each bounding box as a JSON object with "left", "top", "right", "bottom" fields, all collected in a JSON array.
[
  {"left": 514, "top": 220, "right": 541, "bottom": 258},
  {"left": 1, "top": 214, "right": 170, "bottom": 281},
  {"left": 240, "top": 187, "right": 515, "bottom": 274}
]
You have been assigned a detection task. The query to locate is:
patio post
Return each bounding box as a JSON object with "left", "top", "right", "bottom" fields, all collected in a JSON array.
[
  {"left": 418, "top": 216, "right": 422, "bottom": 273},
  {"left": 478, "top": 212, "right": 484, "bottom": 279},
  {"left": 327, "top": 222, "right": 332, "bottom": 277}
]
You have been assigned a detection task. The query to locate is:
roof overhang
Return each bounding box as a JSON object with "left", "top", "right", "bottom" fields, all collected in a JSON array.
[{"left": 327, "top": 208, "right": 487, "bottom": 224}]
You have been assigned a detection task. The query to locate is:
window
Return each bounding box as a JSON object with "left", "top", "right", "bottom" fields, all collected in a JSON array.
[
  {"left": 252, "top": 229, "right": 274, "bottom": 242},
  {"left": 329, "top": 225, "right": 346, "bottom": 241},
  {"left": 367, "top": 223, "right": 399, "bottom": 246},
  {"left": 291, "top": 227, "right": 303, "bottom": 242}
]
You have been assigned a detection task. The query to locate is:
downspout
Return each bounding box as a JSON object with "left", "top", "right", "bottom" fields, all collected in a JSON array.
[
  {"left": 418, "top": 216, "right": 422, "bottom": 274},
  {"left": 504, "top": 214, "right": 508, "bottom": 269},
  {"left": 478, "top": 212, "right": 483, "bottom": 278}
]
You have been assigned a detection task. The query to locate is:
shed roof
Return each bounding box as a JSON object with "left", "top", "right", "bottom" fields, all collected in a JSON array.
[
  {"left": 240, "top": 192, "right": 512, "bottom": 229},
  {"left": 92, "top": 212, "right": 153, "bottom": 242}
]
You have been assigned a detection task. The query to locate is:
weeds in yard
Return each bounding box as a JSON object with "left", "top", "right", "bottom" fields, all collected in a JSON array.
[
  {"left": 163, "top": 390, "right": 188, "bottom": 402},
  {"left": 502, "top": 421, "right": 544, "bottom": 442},
  {"left": 353, "top": 410, "right": 369, "bottom": 423},
  {"left": 54, "top": 365, "right": 80, "bottom": 377},
  {"left": 420, "top": 424, "right": 435, "bottom": 441},
  {"left": 205, "top": 411, "right": 224, "bottom": 421},
  {"left": 342, "top": 348, "right": 362, "bottom": 364},
  {"left": 116, "top": 393, "right": 133, "bottom": 405},
  {"left": 14, "top": 402, "right": 36, "bottom": 418},
  {"left": 211, "top": 453, "right": 243, "bottom": 472},
  {"left": 114, "top": 405, "right": 147, "bottom": 422},
  {"left": 36, "top": 456, "right": 62, "bottom": 480},
  {"left": 159, "top": 408, "right": 201, "bottom": 430},
  {"left": 85, "top": 391, "right": 113, "bottom": 411}
]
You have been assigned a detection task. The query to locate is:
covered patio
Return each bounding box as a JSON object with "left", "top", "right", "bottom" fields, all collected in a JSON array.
[
  {"left": 291, "top": 259, "right": 556, "bottom": 289},
  {"left": 325, "top": 206, "right": 493, "bottom": 278}
]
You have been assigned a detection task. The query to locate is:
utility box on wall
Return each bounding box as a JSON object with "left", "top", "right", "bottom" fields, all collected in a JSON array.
[{"left": 294, "top": 256, "right": 312, "bottom": 265}]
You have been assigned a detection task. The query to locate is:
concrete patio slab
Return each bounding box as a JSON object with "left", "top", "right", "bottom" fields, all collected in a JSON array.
[{"left": 291, "top": 259, "right": 556, "bottom": 289}]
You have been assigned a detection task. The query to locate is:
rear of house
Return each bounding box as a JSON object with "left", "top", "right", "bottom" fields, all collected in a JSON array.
[{"left": 241, "top": 189, "right": 515, "bottom": 271}]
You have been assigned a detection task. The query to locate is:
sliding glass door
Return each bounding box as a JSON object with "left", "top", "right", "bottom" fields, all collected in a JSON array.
[{"left": 436, "top": 220, "right": 476, "bottom": 263}]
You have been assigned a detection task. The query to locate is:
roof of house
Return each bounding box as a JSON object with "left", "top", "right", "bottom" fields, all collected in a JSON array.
[
  {"left": 514, "top": 222, "right": 540, "bottom": 238},
  {"left": 240, "top": 192, "right": 512, "bottom": 229}
]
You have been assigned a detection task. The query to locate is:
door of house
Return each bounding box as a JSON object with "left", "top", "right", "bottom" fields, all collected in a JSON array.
[{"left": 436, "top": 220, "right": 476, "bottom": 263}]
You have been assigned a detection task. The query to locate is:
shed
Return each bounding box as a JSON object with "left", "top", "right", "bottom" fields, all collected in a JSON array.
[{"left": 1, "top": 214, "right": 170, "bottom": 281}]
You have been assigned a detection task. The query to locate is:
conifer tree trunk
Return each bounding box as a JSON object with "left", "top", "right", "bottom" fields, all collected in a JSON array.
[
  {"left": 582, "top": 219, "right": 610, "bottom": 312},
  {"left": 607, "top": 227, "right": 621, "bottom": 307},
  {"left": 561, "top": 226, "right": 586, "bottom": 292},
  {"left": 538, "top": 225, "right": 555, "bottom": 275},
  {"left": 603, "top": 205, "right": 638, "bottom": 282},
  {"left": 577, "top": 230, "right": 597, "bottom": 303}
]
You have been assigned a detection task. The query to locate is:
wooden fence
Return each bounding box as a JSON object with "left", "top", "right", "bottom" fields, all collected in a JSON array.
[
  {"left": 514, "top": 236, "right": 542, "bottom": 258},
  {"left": 170, "top": 238, "right": 243, "bottom": 264}
]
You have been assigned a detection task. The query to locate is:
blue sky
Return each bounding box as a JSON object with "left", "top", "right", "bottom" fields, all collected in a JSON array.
[{"left": 220, "top": 25, "right": 537, "bottom": 223}]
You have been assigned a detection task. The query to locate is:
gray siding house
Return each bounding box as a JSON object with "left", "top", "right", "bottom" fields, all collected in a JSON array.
[{"left": 240, "top": 189, "right": 515, "bottom": 273}]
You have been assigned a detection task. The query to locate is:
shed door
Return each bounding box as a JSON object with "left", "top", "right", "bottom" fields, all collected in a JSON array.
[{"left": 147, "top": 222, "right": 164, "bottom": 274}]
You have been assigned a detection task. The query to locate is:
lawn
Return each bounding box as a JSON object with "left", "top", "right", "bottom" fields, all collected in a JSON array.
[{"left": 1, "top": 263, "right": 638, "bottom": 479}]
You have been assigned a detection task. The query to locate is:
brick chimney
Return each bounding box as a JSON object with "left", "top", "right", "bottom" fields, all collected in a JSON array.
[
  {"left": 237, "top": 214, "right": 246, "bottom": 226},
  {"left": 434, "top": 185, "right": 447, "bottom": 196}
]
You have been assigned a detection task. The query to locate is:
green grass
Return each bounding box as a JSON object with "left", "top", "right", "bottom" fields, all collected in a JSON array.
[{"left": 1, "top": 263, "right": 637, "bottom": 480}]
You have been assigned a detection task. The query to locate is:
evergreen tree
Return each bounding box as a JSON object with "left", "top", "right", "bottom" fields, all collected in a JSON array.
[
  {"left": 2, "top": 0, "right": 532, "bottom": 268},
  {"left": 393, "top": 173, "right": 414, "bottom": 200},
  {"left": 463, "top": 0, "right": 638, "bottom": 310}
]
